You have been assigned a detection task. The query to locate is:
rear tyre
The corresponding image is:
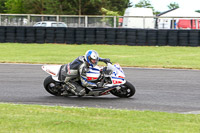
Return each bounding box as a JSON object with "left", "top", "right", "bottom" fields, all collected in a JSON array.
[
  {"left": 43, "top": 76, "right": 63, "bottom": 96},
  {"left": 110, "top": 81, "right": 136, "bottom": 98}
]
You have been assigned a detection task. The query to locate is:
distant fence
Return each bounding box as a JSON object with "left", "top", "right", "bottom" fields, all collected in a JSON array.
[
  {"left": 0, "top": 14, "right": 115, "bottom": 28},
  {"left": 0, "top": 26, "right": 199, "bottom": 46},
  {"left": 1, "top": 14, "right": 200, "bottom": 29}
]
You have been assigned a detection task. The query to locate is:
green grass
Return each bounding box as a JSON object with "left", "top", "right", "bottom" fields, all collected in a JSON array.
[
  {"left": 1, "top": 43, "right": 200, "bottom": 69},
  {"left": 1, "top": 43, "right": 200, "bottom": 132},
  {"left": 0, "top": 103, "right": 200, "bottom": 133}
]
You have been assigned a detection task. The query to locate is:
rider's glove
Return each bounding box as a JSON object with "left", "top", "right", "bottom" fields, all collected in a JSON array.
[
  {"left": 99, "top": 58, "right": 112, "bottom": 64},
  {"left": 103, "top": 58, "right": 112, "bottom": 64}
]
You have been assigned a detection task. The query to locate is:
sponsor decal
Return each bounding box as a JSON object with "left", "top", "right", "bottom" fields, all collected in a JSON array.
[
  {"left": 101, "top": 88, "right": 114, "bottom": 95},
  {"left": 118, "top": 76, "right": 124, "bottom": 79},
  {"left": 112, "top": 80, "right": 122, "bottom": 84},
  {"left": 87, "top": 77, "right": 98, "bottom": 81},
  {"left": 46, "top": 69, "right": 56, "bottom": 75}
]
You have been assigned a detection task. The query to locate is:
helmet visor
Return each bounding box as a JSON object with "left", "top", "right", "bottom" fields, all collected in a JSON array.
[
  {"left": 91, "top": 58, "right": 97, "bottom": 64},
  {"left": 89, "top": 56, "right": 98, "bottom": 65}
]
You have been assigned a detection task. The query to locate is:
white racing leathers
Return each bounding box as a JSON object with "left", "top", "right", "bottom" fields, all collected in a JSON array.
[{"left": 60, "top": 56, "right": 105, "bottom": 96}]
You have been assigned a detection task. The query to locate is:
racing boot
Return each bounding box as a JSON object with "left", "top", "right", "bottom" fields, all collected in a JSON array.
[
  {"left": 61, "top": 84, "right": 70, "bottom": 96},
  {"left": 65, "top": 81, "right": 86, "bottom": 96}
]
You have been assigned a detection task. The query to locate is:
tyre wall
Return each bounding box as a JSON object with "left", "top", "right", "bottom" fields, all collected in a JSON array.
[{"left": 0, "top": 26, "right": 200, "bottom": 46}]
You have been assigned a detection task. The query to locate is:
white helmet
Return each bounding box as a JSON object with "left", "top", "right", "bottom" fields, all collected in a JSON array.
[{"left": 84, "top": 50, "right": 99, "bottom": 67}]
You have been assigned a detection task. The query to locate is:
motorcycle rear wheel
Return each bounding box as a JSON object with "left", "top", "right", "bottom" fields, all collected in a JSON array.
[
  {"left": 110, "top": 81, "right": 136, "bottom": 98},
  {"left": 43, "top": 76, "right": 62, "bottom": 96}
]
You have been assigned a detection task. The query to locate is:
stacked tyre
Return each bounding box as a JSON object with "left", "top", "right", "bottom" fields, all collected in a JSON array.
[
  {"left": 126, "top": 29, "right": 137, "bottom": 46},
  {"left": 46, "top": 27, "right": 55, "bottom": 43},
  {"left": 178, "top": 30, "right": 189, "bottom": 46},
  {"left": 96, "top": 28, "right": 106, "bottom": 44},
  {"left": 0, "top": 26, "right": 6, "bottom": 43},
  {"left": 55, "top": 28, "right": 65, "bottom": 43},
  {"left": 168, "top": 30, "right": 178, "bottom": 46},
  {"left": 66, "top": 28, "right": 75, "bottom": 44},
  {"left": 106, "top": 28, "right": 116, "bottom": 44},
  {"left": 157, "top": 30, "right": 168, "bottom": 46},
  {"left": 147, "top": 29, "right": 157, "bottom": 46},
  {"left": 189, "top": 30, "right": 199, "bottom": 46},
  {"left": 75, "top": 28, "right": 85, "bottom": 44},
  {"left": 85, "top": 28, "right": 95, "bottom": 44},
  {"left": 26, "top": 27, "right": 35, "bottom": 43},
  {"left": 136, "top": 29, "right": 147, "bottom": 45},
  {"left": 6, "top": 26, "right": 16, "bottom": 43},
  {"left": 16, "top": 27, "right": 26, "bottom": 43},
  {"left": 35, "top": 27, "right": 45, "bottom": 43},
  {"left": 116, "top": 29, "right": 126, "bottom": 45}
]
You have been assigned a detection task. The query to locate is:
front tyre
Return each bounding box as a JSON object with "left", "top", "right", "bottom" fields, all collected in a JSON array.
[
  {"left": 43, "top": 76, "right": 63, "bottom": 96},
  {"left": 110, "top": 81, "right": 136, "bottom": 98}
]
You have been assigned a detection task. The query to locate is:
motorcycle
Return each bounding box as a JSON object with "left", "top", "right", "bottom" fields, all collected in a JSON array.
[{"left": 42, "top": 63, "right": 136, "bottom": 98}]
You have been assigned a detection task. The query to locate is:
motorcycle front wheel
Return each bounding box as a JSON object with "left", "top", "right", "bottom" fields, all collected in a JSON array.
[
  {"left": 43, "top": 76, "right": 63, "bottom": 96},
  {"left": 110, "top": 81, "right": 136, "bottom": 98}
]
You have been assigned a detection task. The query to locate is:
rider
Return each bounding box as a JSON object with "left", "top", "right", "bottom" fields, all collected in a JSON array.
[{"left": 59, "top": 50, "right": 111, "bottom": 96}]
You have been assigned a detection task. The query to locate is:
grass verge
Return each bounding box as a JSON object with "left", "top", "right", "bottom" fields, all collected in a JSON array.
[
  {"left": 0, "top": 43, "right": 200, "bottom": 69},
  {"left": 0, "top": 103, "right": 200, "bottom": 133},
  {"left": 1, "top": 43, "right": 200, "bottom": 132}
]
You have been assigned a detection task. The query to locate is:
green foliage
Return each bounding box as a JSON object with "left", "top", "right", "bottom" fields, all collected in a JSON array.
[
  {"left": 154, "top": 11, "right": 161, "bottom": 15},
  {"left": 195, "top": 10, "right": 200, "bottom": 13},
  {"left": 0, "top": 103, "right": 200, "bottom": 133},
  {"left": 102, "top": 0, "right": 131, "bottom": 15},
  {"left": 0, "top": 0, "right": 7, "bottom": 13},
  {"left": 135, "top": 0, "right": 153, "bottom": 8},
  {"left": 1, "top": 0, "right": 130, "bottom": 15},
  {"left": 134, "top": 0, "right": 159, "bottom": 15},
  {"left": 101, "top": 8, "right": 119, "bottom": 16},
  {"left": 5, "top": 0, "right": 25, "bottom": 13},
  {"left": 167, "top": 2, "right": 179, "bottom": 10},
  {"left": 1, "top": 43, "right": 200, "bottom": 70}
]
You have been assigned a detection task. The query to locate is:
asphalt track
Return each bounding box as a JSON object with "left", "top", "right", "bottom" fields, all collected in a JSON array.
[{"left": 0, "top": 63, "right": 200, "bottom": 113}]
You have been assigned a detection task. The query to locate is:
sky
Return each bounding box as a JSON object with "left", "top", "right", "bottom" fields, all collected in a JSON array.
[{"left": 129, "top": 0, "right": 200, "bottom": 12}]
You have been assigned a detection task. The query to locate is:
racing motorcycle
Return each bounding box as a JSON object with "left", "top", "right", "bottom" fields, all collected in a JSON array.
[{"left": 42, "top": 63, "right": 136, "bottom": 98}]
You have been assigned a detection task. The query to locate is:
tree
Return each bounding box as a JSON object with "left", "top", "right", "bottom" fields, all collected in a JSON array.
[
  {"left": 103, "top": 0, "right": 131, "bottom": 15},
  {"left": 0, "top": 0, "right": 7, "bottom": 13},
  {"left": 196, "top": 10, "right": 200, "bottom": 13},
  {"left": 5, "top": 0, "right": 25, "bottom": 13},
  {"left": 101, "top": 8, "right": 119, "bottom": 16},
  {"left": 167, "top": 2, "right": 179, "bottom": 9},
  {"left": 68, "top": 0, "right": 130, "bottom": 15},
  {"left": 43, "top": 0, "right": 76, "bottom": 15},
  {"left": 134, "top": 0, "right": 158, "bottom": 15},
  {"left": 23, "top": 0, "right": 45, "bottom": 14},
  {"left": 154, "top": 11, "right": 161, "bottom": 15},
  {"left": 2, "top": 0, "right": 130, "bottom": 15},
  {"left": 135, "top": 0, "right": 153, "bottom": 8}
]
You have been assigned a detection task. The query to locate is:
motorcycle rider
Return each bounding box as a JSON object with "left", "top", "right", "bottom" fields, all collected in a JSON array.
[{"left": 59, "top": 50, "right": 111, "bottom": 96}]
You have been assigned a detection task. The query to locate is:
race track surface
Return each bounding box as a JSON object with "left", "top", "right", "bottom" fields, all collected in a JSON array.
[{"left": 0, "top": 63, "right": 200, "bottom": 113}]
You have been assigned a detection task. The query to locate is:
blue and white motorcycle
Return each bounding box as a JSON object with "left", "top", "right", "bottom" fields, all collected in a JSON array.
[{"left": 42, "top": 63, "right": 136, "bottom": 98}]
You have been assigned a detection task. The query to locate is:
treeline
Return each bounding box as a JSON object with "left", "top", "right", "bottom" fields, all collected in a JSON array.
[{"left": 0, "top": 0, "right": 130, "bottom": 15}]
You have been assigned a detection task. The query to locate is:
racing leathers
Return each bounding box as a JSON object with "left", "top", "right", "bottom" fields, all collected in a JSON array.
[{"left": 59, "top": 56, "right": 110, "bottom": 96}]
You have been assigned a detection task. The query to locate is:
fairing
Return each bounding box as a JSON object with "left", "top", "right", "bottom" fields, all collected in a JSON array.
[{"left": 42, "top": 65, "right": 61, "bottom": 81}]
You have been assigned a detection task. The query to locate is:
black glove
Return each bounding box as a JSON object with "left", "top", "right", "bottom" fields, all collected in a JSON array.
[{"left": 101, "top": 58, "right": 111, "bottom": 64}]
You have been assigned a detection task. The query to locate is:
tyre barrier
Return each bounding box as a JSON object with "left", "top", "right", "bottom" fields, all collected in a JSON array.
[
  {"left": 66, "top": 28, "right": 75, "bottom": 44},
  {"left": 0, "top": 26, "right": 199, "bottom": 46},
  {"left": 106, "top": 28, "right": 116, "bottom": 44},
  {"left": 147, "top": 29, "right": 157, "bottom": 46},
  {"left": 0, "top": 27, "right": 5, "bottom": 43},
  {"left": 157, "top": 30, "right": 168, "bottom": 46},
  {"left": 45, "top": 27, "right": 55, "bottom": 43},
  {"left": 168, "top": 30, "right": 178, "bottom": 46},
  {"left": 96, "top": 28, "right": 106, "bottom": 44}
]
